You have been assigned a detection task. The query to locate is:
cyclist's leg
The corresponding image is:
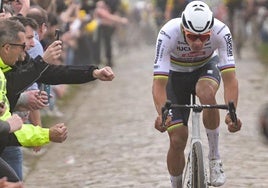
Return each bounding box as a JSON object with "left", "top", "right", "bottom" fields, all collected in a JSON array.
[
  {"left": 196, "top": 77, "right": 220, "bottom": 129},
  {"left": 195, "top": 57, "right": 221, "bottom": 158},
  {"left": 166, "top": 71, "right": 193, "bottom": 188},
  {"left": 167, "top": 127, "right": 187, "bottom": 188},
  {"left": 195, "top": 56, "right": 225, "bottom": 186}
]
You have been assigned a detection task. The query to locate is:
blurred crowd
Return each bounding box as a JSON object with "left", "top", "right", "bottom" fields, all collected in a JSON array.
[
  {"left": 0, "top": 0, "right": 132, "bottom": 119},
  {"left": 151, "top": 0, "right": 268, "bottom": 57}
]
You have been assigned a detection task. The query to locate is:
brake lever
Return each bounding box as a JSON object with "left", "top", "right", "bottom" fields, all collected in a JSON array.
[
  {"left": 228, "top": 101, "right": 238, "bottom": 127},
  {"left": 161, "top": 100, "right": 172, "bottom": 128}
]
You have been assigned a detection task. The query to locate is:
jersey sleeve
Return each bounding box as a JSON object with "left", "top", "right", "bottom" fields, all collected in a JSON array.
[
  {"left": 153, "top": 22, "right": 176, "bottom": 79},
  {"left": 215, "top": 23, "right": 236, "bottom": 73}
]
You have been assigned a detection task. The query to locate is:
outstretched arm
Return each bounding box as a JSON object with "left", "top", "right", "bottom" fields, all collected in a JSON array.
[{"left": 13, "top": 123, "right": 67, "bottom": 147}]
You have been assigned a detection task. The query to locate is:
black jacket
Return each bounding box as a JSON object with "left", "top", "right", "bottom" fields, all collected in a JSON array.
[
  {"left": 5, "top": 53, "right": 98, "bottom": 112},
  {"left": 0, "top": 53, "right": 98, "bottom": 154}
]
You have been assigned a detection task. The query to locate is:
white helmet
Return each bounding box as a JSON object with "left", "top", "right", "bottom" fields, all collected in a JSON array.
[{"left": 182, "top": 1, "right": 214, "bottom": 34}]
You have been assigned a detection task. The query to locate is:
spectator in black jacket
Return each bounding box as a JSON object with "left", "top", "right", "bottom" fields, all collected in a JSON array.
[{"left": 0, "top": 17, "right": 114, "bottom": 182}]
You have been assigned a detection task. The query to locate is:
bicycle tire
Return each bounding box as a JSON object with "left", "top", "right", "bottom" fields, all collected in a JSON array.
[
  {"left": 182, "top": 153, "right": 191, "bottom": 188},
  {"left": 0, "top": 157, "right": 20, "bottom": 182},
  {"left": 191, "top": 141, "right": 207, "bottom": 188}
]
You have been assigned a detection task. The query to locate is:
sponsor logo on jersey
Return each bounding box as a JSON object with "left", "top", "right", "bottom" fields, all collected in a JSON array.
[
  {"left": 178, "top": 41, "right": 187, "bottom": 45},
  {"left": 154, "top": 64, "right": 160, "bottom": 69},
  {"left": 177, "top": 46, "right": 191, "bottom": 51},
  {"left": 182, "top": 51, "right": 206, "bottom": 57},
  {"left": 155, "top": 39, "right": 163, "bottom": 64},
  {"left": 224, "top": 34, "right": 233, "bottom": 57},
  {"left": 207, "top": 69, "right": 213, "bottom": 74},
  {"left": 160, "top": 30, "right": 171, "bottom": 39}
]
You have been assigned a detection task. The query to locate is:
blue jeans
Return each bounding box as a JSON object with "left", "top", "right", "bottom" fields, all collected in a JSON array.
[{"left": 0, "top": 146, "right": 23, "bottom": 180}]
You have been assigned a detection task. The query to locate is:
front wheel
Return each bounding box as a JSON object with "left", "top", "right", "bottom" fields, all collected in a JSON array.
[{"left": 191, "top": 141, "right": 207, "bottom": 188}]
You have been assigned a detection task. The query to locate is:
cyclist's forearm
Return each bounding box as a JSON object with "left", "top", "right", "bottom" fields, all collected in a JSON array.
[
  {"left": 223, "top": 78, "right": 239, "bottom": 107},
  {"left": 152, "top": 79, "right": 167, "bottom": 115}
]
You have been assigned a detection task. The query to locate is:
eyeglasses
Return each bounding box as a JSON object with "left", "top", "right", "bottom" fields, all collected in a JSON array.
[
  {"left": 184, "top": 30, "right": 211, "bottom": 42},
  {"left": 7, "top": 43, "right": 26, "bottom": 50},
  {"left": 6, "top": 0, "right": 20, "bottom": 2}
]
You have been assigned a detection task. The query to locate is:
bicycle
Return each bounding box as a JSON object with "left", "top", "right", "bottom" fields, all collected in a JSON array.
[{"left": 161, "top": 94, "right": 237, "bottom": 188}]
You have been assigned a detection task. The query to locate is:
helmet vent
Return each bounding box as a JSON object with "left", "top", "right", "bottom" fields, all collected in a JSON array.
[{"left": 194, "top": 8, "right": 204, "bottom": 11}]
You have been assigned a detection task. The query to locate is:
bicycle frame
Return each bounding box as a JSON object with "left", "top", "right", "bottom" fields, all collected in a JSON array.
[
  {"left": 192, "top": 107, "right": 202, "bottom": 140},
  {"left": 184, "top": 105, "right": 207, "bottom": 187}
]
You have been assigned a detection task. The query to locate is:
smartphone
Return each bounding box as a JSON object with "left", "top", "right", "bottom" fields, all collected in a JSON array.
[
  {"left": 55, "top": 29, "right": 60, "bottom": 40},
  {"left": 40, "top": 83, "right": 51, "bottom": 105},
  {"left": 0, "top": 0, "right": 3, "bottom": 13}
]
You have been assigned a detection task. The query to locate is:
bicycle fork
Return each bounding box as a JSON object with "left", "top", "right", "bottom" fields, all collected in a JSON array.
[{"left": 186, "top": 110, "right": 209, "bottom": 187}]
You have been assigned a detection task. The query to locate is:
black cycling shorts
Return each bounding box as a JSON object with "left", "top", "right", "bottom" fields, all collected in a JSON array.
[{"left": 166, "top": 56, "right": 221, "bottom": 126}]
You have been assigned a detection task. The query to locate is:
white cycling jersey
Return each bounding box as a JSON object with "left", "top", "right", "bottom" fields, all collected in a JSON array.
[{"left": 153, "top": 18, "right": 235, "bottom": 77}]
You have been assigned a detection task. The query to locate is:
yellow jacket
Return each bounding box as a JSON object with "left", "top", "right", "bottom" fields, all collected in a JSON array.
[{"left": 0, "top": 58, "right": 50, "bottom": 147}]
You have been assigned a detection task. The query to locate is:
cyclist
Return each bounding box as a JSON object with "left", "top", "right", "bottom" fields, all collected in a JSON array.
[{"left": 152, "top": 1, "right": 242, "bottom": 187}]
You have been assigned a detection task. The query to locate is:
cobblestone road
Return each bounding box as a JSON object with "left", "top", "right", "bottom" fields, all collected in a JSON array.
[{"left": 23, "top": 44, "right": 268, "bottom": 188}]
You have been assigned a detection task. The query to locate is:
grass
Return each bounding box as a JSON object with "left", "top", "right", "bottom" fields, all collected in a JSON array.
[{"left": 257, "top": 42, "right": 268, "bottom": 66}]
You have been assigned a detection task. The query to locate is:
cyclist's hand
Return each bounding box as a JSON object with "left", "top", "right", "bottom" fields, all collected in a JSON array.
[
  {"left": 155, "top": 115, "right": 166, "bottom": 132},
  {"left": 155, "top": 115, "right": 172, "bottom": 133},
  {"left": 225, "top": 114, "right": 242, "bottom": 133}
]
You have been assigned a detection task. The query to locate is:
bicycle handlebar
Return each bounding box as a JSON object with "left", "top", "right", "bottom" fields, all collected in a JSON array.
[
  {"left": 228, "top": 101, "right": 238, "bottom": 127},
  {"left": 161, "top": 101, "right": 172, "bottom": 128},
  {"left": 161, "top": 100, "right": 238, "bottom": 128}
]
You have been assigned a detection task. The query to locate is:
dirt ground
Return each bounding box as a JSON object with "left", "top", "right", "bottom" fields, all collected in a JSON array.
[{"left": 22, "top": 41, "right": 268, "bottom": 188}]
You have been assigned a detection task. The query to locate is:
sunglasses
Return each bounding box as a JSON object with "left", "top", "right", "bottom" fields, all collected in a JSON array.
[
  {"left": 7, "top": 43, "right": 26, "bottom": 50},
  {"left": 184, "top": 30, "right": 211, "bottom": 42}
]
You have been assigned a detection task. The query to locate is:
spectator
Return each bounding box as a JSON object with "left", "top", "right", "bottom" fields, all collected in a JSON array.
[
  {"left": 164, "top": 0, "right": 192, "bottom": 21},
  {"left": 8, "top": 0, "right": 30, "bottom": 16},
  {"left": 0, "top": 14, "right": 114, "bottom": 181},
  {"left": 94, "top": 0, "right": 128, "bottom": 67},
  {"left": 0, "top": 19, "right": 68, "bottom": 181}
]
